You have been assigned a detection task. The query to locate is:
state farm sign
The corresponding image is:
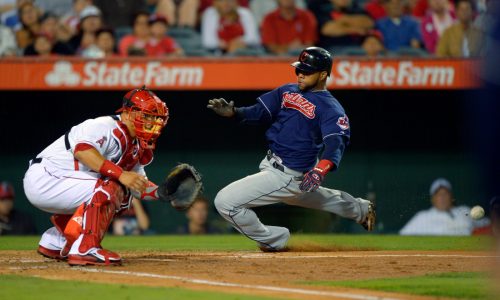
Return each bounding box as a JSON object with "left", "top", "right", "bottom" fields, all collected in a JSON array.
[
  {"left": 331, "top": 61, "right": 455, "bottom": 88},
  {"left": 0, "top": 58, "right": 479, "bottom": 90},
  {"left": 45, "top": 61, "right": 204, "bottom": 87}
]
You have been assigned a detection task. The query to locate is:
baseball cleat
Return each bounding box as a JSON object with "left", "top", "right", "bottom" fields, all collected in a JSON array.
[
  {"left": 360, "top": 201, "right": 376, "bottom": 231},
  {"left": 67, "top": 248, "right": 122, "bottom": 266},
  {"left": 37, "top": 245, "right": 67, "bottom": 261},
  {"left": 258, "top": 245, "right": 290, "bottom": 253}
]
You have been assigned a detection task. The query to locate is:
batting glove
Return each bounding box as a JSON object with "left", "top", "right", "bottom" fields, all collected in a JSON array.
[{"left": 299, "top": 159, "right": 334, "bottom": 192}]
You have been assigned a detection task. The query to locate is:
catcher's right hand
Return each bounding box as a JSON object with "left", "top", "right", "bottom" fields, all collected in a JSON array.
[{"left": 207, "top": 98, "right": 235, "bottom": 117}]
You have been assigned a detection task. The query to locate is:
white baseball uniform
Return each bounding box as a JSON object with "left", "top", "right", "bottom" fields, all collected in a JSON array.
[{"left": 23, "top": 115, "right": 149, "bottom": 251}]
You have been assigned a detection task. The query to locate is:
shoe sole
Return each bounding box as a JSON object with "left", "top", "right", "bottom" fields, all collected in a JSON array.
[
  {"left": 259, "top": 246, "right": 289, "bottom": 253},
  {"left": 67, "top": 259, "right": 122, "bottom": 266},
  {"left": 67, "top": 254, "right": 122, "bottom": 266},
  {"left": 37, "top": 248, "right": 67, "bottom": 261}
]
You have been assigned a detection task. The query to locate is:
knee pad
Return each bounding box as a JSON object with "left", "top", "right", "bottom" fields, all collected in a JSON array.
[{"left": 78, "top": 180, "right": 124, "bottom": 253}]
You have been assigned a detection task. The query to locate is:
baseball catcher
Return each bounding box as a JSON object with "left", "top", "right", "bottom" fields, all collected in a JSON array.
[{"left": 24, "top": 86, "right": 202, "bottom": 266}]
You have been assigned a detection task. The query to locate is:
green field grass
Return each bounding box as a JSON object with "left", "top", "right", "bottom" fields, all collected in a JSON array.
[
  {"left": 0, "top": 274, "right": 283, "bottom": 300},
  {"left": 303, "top": 272, "right": 490, "bottom": 300},
  {"left": 0, "top": 234, "right": 492, "bottom": 251}
]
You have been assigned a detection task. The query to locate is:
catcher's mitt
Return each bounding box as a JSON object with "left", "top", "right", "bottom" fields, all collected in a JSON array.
[{"left": 157, "top": 163, "right": 203, "bottom": 210}]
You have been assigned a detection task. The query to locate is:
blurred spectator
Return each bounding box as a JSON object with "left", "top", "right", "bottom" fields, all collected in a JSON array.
[
  {"left": 376, "top": 0, "right": 421, "bottom": 51},
  {"left": 361, "top": 29, "right": 386, "bottom": 57},
  {"left": 0, "top": 0, "right": 16, "bottom": 25},
  {"left": 473, "top": 0, "right": 491, "bottom": 32},
  {"left": 112, "top": 198, "right": 151, "bottom": 235},
  {"left": 27, "top": 32, "right": 52, "bottom": 55},
  {"left": 177, "top": 195, "right": 222, "bottom": 234},
  {"left": 24, "top": 12, "right": 73, "bottom": 55},
  {"left": 0, "top": 0, "right": 15, "bottom": 14},
  {"left": 365, "top": 0, "right": 387, "bottom": 20},
  {"left": 155, "top": 0, "right": 200, "bottom": 28},
  {"left": 146, "top": 13, "right": 183, "bottom": 56},
  {"left": 261, "top": 0, "right": 317, "bottom": 55},
  {"left": 400, "top": 178, "right": 490, "bottom": 236},
  {"left": 34, "top": 0, "right": 72, "bottom": 17},
  {"left": 0, "top": 24, "right": 17, "bottom": 56},
  {"left": 0, "top": 181, "right": 36, "bottom": 235},
  {"left": 60, "top": 0, "right": 92, "bottom": 36},
  {"left": 410, "top": 0, "right": 455, "bottom": 20},
  {"left": 93, "top": 0, "right": 148, "bottom": 29},
  {"left": 436, "top": 0, "right": 483, "bottom": 57},
  {"left": 15, "top": 2, "right": 40, "bottom": 49},
  {"left": 199, "top": 0, "right": 248, "bottom": 12},
  {"left": 1, "top": 0, "right": 32, "bottom": 30},
  {"left": 201, "top": 0, "right": 260, "bottom": 54},
  {"left": 250, "top": 0, "right": 306, "bottom": 26},
  {"left": 314, "top": 0, "right": 374, "bottom": 49},
  {"left": 81, "top": 27, "right": 118, "bottom": 58},
  {"left": 421, "top": 0, "right": 454, "bottom": 53},
  {"left": 94, "top": 28, "right": 117, "bottom": 57},
  {"left": 119, "top": 11, "right": 150, "bottom": 56},
  {"left": 68, "top": 5, "right": 103, "bottom": 54}
]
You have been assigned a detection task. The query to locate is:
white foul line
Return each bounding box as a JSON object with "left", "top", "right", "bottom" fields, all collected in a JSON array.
[
  {"left": 228, "top": 253, "right": 499, "bottom": 259},
  {"left": 74, "top": 267, "right": 401, "bottom": 300}
]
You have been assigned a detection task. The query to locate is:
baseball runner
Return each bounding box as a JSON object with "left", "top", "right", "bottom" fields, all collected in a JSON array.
[
  {"left": 23, "top": 86, "right": 169, "bottom": 266},
  {"left": 208, "top": 47, "right": 376, "bottom": 251}
]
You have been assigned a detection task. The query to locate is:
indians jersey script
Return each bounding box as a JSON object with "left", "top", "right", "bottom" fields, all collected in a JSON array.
[
  {"left": 238, "top": 83, "right": 350, "bottom": 171},
  {"left": 36, "top": 115, "right": 150, "bottom": 175}
]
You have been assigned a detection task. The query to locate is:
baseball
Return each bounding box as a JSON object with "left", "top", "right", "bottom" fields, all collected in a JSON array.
[{"left": 470, "top": 205, "right": 485, "bottom": 220}]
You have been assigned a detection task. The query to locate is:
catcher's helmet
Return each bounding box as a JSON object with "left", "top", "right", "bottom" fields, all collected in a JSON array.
[
  {"left": 291, "top": 47, "right": 333, "bottom": 76},
  {"left": 0, "top": 181, "right": 14, "bottom": 200},
  {"left": 118, "top": 86, "right": 169, "bottom": 149}
]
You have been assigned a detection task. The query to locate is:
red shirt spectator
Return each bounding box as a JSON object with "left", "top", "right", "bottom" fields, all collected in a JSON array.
[
  {"left": 421, "top": 0, "right": 454, "bottom": 53},
  {"left": 146, "top": 14, "right": 183, "bottom": 56},
  {"left": 199, "top": 0, "right": 249, "bottom": 13},
  {"left": 118, "top": 12, "right": 150, "bottom": 56},
  {"left": 365, "top": 0, "right": 387, "bottom": 20},
  {"left": 218, "top": 14, "right": 245, "bottom": 43},
  {"left": 261, "top": 4, "right": 317, "bottom": 54},
  {"left": 146, "top": 37, "right": 181, "bottom": 56}
]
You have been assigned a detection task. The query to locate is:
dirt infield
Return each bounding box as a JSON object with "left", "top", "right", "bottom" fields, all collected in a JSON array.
[{"left": 0, "top": 249, "right": 494, "bottom": 300}]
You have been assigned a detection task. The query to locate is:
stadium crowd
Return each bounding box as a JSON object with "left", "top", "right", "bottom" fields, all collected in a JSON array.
[{"left": 0, "top": 0, "right": 488, "bottom": 58}]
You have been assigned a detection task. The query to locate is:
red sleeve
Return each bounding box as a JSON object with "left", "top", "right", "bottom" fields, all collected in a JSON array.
[
  {"left": 118, "top": 35, "right": 134, "bottom": 56},
  {"left": 74, "top": 143, "right": 96, "bottom": 154},
  {"left": 260, "top": 14, "right": 276, "bottom": 46},
  {"left": 365, "top": 1, "right": 387, "bottom": 20},
  {"left": 412, "top": 0, "right": 428, "bottom": 18},
  {"left": 303, "top": 10, "right": 318, "bottom": 44}
]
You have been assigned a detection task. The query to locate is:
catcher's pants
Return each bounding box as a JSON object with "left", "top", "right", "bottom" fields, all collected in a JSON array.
[
  {"left": 23, "top": 158, "right": 99, "bottom": 251},
  {"left": 24, "top": 158, "right": 99, "bottom": 214},
  {"left": 214, "top": 154, "right": 371, "bottom": 250}
]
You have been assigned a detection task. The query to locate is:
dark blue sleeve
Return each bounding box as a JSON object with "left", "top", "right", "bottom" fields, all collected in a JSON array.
[
  {"left": 236, "top": 86, "right": 283, "bottom": 125},
  {"left": 320, "top": 110, "right": 351, "bottom": 170},
  {"left": 322, "top": 135, "right": 347, "bottom": 170},
  {"left": 410, "top": 17, "right": 422, "bottom": 41}
]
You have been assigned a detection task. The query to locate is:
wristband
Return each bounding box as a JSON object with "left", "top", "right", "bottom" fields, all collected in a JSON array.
[
  {"left": 313, "top": 159, "right": 334, "bottom": 176},
  {"left": 99, "top": 160, "right": 123, "bottom": 180}
]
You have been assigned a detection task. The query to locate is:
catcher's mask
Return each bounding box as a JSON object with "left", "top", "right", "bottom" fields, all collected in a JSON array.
[{"left": 117, "top": 86, "right": 169, "bottom": 149}]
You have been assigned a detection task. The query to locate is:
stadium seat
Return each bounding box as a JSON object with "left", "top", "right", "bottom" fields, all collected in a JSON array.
[
  {"left": 184, "top": 48, "right": 212, "bottom": 57},
  {"left": 338, "top": 46, "right": 367, "bottom": 56},
  {"left": 395, "top": 47, "right": 430, "bottom": 57},
  {"left": 114, "top": 26, "right": 133, "bottom": 42},
  {"left": 227, "top": 46, "right": 267, "bottom": 57},
  {"left": 167, "top": 27, "right": 199, "bottom": 38}
]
